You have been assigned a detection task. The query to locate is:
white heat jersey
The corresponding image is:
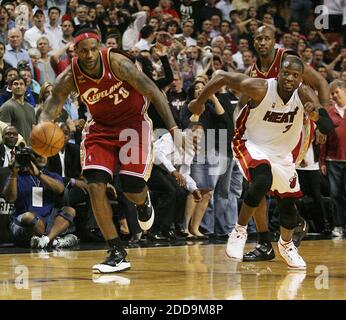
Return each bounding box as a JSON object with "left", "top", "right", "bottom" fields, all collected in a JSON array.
[{"left": 237, "top": 78, "right": 304, "bottom": 158}]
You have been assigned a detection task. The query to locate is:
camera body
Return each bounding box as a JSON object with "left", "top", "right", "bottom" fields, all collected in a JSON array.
[{"left": 15, "top": 145, "right": 33, "bottom": 169}]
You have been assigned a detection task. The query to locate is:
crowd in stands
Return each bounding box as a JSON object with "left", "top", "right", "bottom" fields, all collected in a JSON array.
[{"left": 0, "top": 0, "right": 345, "bottom": 248}]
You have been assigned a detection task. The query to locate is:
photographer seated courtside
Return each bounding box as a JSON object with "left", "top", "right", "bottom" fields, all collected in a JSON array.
[{"left": 2, "top": 142, "right": 79, "bottom": 249}]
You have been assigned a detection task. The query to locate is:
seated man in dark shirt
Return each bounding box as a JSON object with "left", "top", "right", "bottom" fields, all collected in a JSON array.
[{"left": 2, "top": 148, "right": 78, "bottom": 248}]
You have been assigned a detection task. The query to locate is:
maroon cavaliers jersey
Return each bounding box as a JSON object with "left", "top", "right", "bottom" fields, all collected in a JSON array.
[
  {"left": 249, "top": 48, "right": 293, "bottom": 79},
  {"left": 72, "top": 48, "right": 148, "bottom": 127}
]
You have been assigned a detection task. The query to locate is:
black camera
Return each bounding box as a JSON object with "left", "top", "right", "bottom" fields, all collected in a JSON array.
[{"left": 15, "top": 144, "right": 34, "bottom": 169}]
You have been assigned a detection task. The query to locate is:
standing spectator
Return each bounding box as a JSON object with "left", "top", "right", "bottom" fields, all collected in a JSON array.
[
  {"left": 289, "top": 0, "right": 312, "bottom": 33},
  {"left": 156, "top": 0, "right": 180, "bottom": 22},
  {"left": 222, "top": 48, "right": 237, "bottom": 71},
  {"left": 60, "top": 19, "right": 75, "bottom": 47},
  {"left": 32, "top": 0, "right": 49, "bottom": 18},
  {"left": 62, "top": 0, "right": 79, "bottom": 23},
  {"left": 4, "top": 28, "right": 32, "bottom": 70},
  {"left": 37, "top": 36, "right": 56, "bottom": 85},
  {"left": 0, "top": 41, "right": 12, "bottom": 89},
  {"left": 72, "top": 5, "right": 89, "bottom": 33},
  {"left": 219, "top": 20, "right": 235, "bottom": 53},
  {"left": 28, "top": 48, "right": 42, "bottom": 84},
  {"left": 3, "top": 2, "right": 16, "bottom": 28},
  {"left": 210, "top": 14, "right": 221, "bottom": 37},
  {"left": 0, "top": 76, "right": 36, "bottom": 144},
  {"left": 17, "top": 63, "right": 40, "bottom": 106},
  {"left": 232, "top": 37, "right": 249, "bottom": 71},
  {"left": 196, "top": 0, "right": 222, "bottom": 32},
  {"left": 105, "top": 35, "right": 118, "bottom": 49},
  {"left": 122, "top": 10, "right": 147, "bottom": 51},
  {"left": 175, "top": 19, "right": 196, "bottom": 47},
  {"left": 134, "top": 25, "right": 155, "bottom": 51},
  {"left": 0, "top": 5, "right": 10, "bottom": 45},
  {"left": 0, "top": 67, "right": 18, "bottom": 104},
  {"left": 24, "top": 9, "right": 60, "bottom": 50},
  {"left": 45, "top": 7, "right": 63, "bottom": 45},
  {"left": 216, "top": 0, "right": 235, "bottom": 22},
  {"left": 320, "top": 80, "right": 346, "bottom": 237},
  {"left": 167, "top": 72, "right": 187, "bottom": 127}
]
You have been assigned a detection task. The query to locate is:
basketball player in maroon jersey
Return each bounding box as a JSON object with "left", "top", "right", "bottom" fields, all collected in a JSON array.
[
  {"left": 39, "top": 28, "right": 182, "bottom": 273},
  {"left": 239, "top": 26, "right": 330, "bottom": 262}
]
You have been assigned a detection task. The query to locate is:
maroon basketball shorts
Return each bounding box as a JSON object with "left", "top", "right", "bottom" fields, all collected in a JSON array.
[{"left": 81, "top": 119, "right": 154, "bottom": 181}]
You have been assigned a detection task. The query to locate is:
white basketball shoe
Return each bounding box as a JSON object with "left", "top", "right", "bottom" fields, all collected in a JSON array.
[
  {"left": 278, "top": 237, "right": 306, "bottom": 270},
  {"left": 225, "top": 225, "right": 247, "bottom": 261}
]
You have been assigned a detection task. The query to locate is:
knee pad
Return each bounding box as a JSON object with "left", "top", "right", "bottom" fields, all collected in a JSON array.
[
  {"left": 56, "top": 208, "right": 75, "bottom": 224},
  {"left": 278, "top": 198, "right": 298, "bottom": 230},
  {"left": 120, "top": 174, "right": 146, "bottom": 193},
  {"left": 244, "top": 164, "right": 273, "bottom": 207}
]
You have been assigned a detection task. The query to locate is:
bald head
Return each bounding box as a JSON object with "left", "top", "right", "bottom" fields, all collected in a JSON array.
[
  {"left": 253, "top": 26, "right": 276, "bottom": 56},
  {"left": 255, "top": 26, "right": 275, "bottom": 38}
]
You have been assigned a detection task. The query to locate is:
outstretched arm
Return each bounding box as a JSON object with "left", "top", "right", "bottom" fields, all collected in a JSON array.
[
  {"left": 192, "top": 70, "right": 267, "bottom": 108},
  {"left": 39, "top": 66, "right": 77, "bottom": 122},
  {"left": 110, "top": 52, "right": 177, "bottom": 131}
]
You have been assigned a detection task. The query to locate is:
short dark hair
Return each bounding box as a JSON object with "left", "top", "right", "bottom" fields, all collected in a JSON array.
[
  {"left": 5, "top": 67, "right": 18, "bottom": 79},
  {"left": 48, "top": 6, "right": 61, "bottom": 15},
  {"left": 140, "top": 25, "right": 154, "bottom": 39}
]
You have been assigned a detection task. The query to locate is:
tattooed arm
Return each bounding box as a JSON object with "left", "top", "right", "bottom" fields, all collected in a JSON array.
[
  {"left": 39, "top": 66, "right": 77, "bottom": 122},
  {"left": 110, "top": 52, "right": 177, "bottom": 131}
]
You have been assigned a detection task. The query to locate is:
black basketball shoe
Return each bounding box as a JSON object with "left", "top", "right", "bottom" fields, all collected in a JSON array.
[
  {"left": 136, "top": 192, "right": 155, "bottom": 231},
  {"left": 92, "top": 248, "right": 131, "bottom": 273},
  {"left": 292, "top": 219, "right": 309, "bottom": 247},
  {"left": 243, "top": 242, "right": 276, "bottom": 262}
]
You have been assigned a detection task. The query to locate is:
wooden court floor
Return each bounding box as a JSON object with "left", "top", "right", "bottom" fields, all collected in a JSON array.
[{"left": 0, "top": 239, "right": 345, "bottom": 300}]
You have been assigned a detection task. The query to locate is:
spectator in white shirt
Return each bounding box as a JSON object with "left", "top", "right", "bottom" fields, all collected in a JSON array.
[
  {"left": 45, "top": 7, "right": 63, "bottom": 45},
  {"left": 152, "top": 122, "right": 204, "bottom": 239},
  {"left": 134, "top": 25, "right": 155, "bottom": 51},
  {"left": 24, "top": 9, "right": 59, "bottom": 50},
  {"left": 175, "top": 19, "right": 197, "bottom": 47},
  {"left": 122, "top": 11, "right": 148, "bottom": 51}
]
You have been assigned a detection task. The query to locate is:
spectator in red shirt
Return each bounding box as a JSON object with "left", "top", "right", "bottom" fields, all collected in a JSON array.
[{"left": 320, "top": 80, "right": 346, "bottom": 237}]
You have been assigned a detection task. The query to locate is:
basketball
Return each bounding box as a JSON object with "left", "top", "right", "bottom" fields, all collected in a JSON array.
[{"left": 30, "top": 122, "right": 65, "bottom": 157}]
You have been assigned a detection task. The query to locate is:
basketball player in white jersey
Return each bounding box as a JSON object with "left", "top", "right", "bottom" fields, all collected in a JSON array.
[{"left": 189, "top": 55, "right": 321, "bottom": 269}]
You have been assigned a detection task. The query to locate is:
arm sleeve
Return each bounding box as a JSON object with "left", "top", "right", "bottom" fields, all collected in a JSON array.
[
  {"left": 315, "top": 108, "right": 334, "bottom": 134},
  {"left": 155, "top": 55, "right": 174, "bottom": 89}
]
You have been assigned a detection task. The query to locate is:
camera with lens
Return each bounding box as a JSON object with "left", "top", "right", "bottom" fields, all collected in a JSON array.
[{"left": 14, "top": 144, "right": 34, "bottom": 169}]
